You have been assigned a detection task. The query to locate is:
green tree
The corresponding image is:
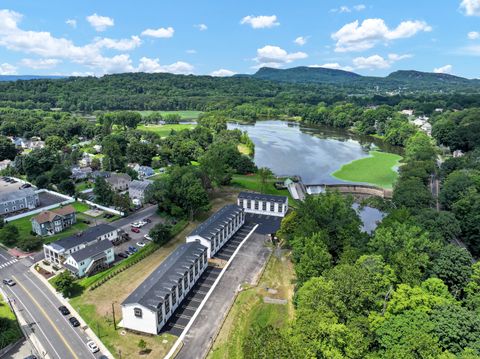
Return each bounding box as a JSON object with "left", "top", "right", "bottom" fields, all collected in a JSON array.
[
  {"left": 0, "top": 224, "right": 19, "bottom": 247},
  {"left": 257, "top": 167, "right": 273, "bottom": 194},
  {"left": 45, "top": 135, "right": 66, "bottom": 151},
  {"left": 57, "top": 179, "right": 76, "bottom": 196},
  {"left": 0, "top": 135, "right": 16, "bottom": 160},
  {"left": 112, "top": 193, "right": 132, "bottom": 213},
  {"left": 393, "top": 177, "right": 433, "bottom": 210},
  {"left": 149, "top": 223, "right": 173, "bottom": 245},
  {"left": 93, "top": 177, "right": 114, "bottom": 206},
  {"left": 54, "top": 271, "right": 76, "bottom": 297}
]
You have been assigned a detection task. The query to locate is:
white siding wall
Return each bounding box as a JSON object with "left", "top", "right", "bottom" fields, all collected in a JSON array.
[
  {"left": 121, "top": 304, "right": 158, "bottom": 335},
  {"left": 237, "top": 198, "right": 288, "bottom": 217}
]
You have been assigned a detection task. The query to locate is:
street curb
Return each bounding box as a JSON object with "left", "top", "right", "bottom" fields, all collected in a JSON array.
[{"left": 29, "top": 265, "right": 116, "bottom": 359}]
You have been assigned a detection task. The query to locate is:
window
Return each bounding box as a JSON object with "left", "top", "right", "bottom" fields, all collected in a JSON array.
[
  {"left": 189, "top": 266, "right": 194, "bottom": 282},
  {"left": 171, "top": 286, "right": 177, "bottom": 305},
  {"left": 158, "top": 309, "right": 163, "bottom": 324},
  {"left": 270, "top": 203, "right": 274, "bottom": 212},
  {"left": 196, "top": 259, "right": 200, "bottom": 273},
  {"left": 134, "top": 308, "right": 142, "bottom": 318},
  {"left": 178, "top": 279, "right": 183, "bottom": 297},
  {"left": 165, "top": 294, "right": 170, "bottom": 313},
  {"left": 254, "top": 201, "right": 259, "bottom": 210},
  {"left": 262, "top": 202, "right": 267, "bottom": 211},
  {"left": 203, "top": 252, "right": 207, "bottom": 264},
  {"left": 246, "top": 200, "right": 251, "bottom": 209},
  {"left": 183, "top": 274, "right": 188, "bottom": 290}
]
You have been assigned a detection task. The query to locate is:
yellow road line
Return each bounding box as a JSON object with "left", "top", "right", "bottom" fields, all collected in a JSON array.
[{"left": 12, "top": 275, "right": 80, "bottom": 359}]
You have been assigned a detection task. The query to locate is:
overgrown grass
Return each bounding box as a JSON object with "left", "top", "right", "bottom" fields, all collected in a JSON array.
[
  {"left": 231, "top": 174, "right": 296, "bottom": 205},
  {"left": 0, "top": 293, "right": 22, "bottom": 350},
  {"left": 331, "top": 150, "right": 403, "bottom": 189},
  {"left": 208, "top": 251, "right": 295, "bottom": 359},
  {"left": 137, "top": 123, "right": 197, "bottom": 137}
]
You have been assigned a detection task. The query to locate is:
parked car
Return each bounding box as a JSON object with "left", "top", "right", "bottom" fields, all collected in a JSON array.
[
  {"left": 144, "top": 234, "right": 153, "bottom": 241},
  {"left": 118, "top": 252, "right": 128, "bottom": 259},
  {"left": 138, "top": 220, "right": 147, "bottom": 226},
  {"left": 87, "top": 340, "right": 99, "bottom": 353},
  {"left": 131, "top": 227, "right": 140, "bottom": 233},
  {"left": 2, "top": 279, "right": 15, "bottom": 286},
  {"left": 69, "top": 317, "right": 80, "bottom": 327},
  {"left": 58, "top": 306, "right": 70, "bottom": 315},
  {"left": 136, "top": 241, "right": 146, "bottom": 247},
  {"left": 23, "top": 355, "right": 37, "bottom": 359},
  {"left": 103, "top": 213, "right": 114, "bottom": 219},
  {"left": 20, "top": 183, "right": 32, "bottom": 189},
  {"left": 128, "top": 246, "right": 138, "bottom": 253},
  {"left": 144, "top": 218, "right": 152, "bottom": 223}
]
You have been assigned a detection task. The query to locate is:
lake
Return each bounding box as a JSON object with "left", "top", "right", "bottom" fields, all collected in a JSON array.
[{"left": 228, "top": 120, "right": 399, "bottom": 184}]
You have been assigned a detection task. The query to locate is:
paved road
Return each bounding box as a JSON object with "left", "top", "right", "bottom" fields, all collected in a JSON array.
[{"left": 0, "top": 248, "right": 105, "bottom": 359}]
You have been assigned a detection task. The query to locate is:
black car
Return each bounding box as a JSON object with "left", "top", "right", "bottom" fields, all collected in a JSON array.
[
  {"left": 58, "top": 305, "right": 70, "bottom": 315},
  {"left": 23, "top": 355, "right": 37, "bottom": 359},
  {"left": 144, "top": 218, "right": 152, "bottom": 223},
  {"left": 69, "top": 317, "right": 80, "bottom": 327},
  {"left": 118, "top": 252, "right": 128, "bottom": 259},
  {"left": 2, "top": 279, "right": 15, "bottom": 286}
]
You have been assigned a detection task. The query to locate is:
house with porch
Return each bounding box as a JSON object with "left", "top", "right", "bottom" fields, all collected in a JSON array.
[
  {"left": 31, "top": 205, "right": 76, "bottom": 236},
  {"left": 43, "top": 223, "right": 118, "bottom": 266},
  {"left": 63, "top": 239, "right": 114, "bottom": 277}
]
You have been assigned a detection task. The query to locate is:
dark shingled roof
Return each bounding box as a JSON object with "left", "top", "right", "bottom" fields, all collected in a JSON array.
[
  {"left": 188, "top": 204, "right": 243, "bottom": 241},
  {"left": 50, "top": 224, "right": 116, "bottom": 251},
  {"left": 122, "top": 242, "right": 206, "bottom": 309},
  {"left": 238, "top": 191, "right": 288, "bottom": 204},
  {"left": 69, "top": 239, "right": 113, "bottom": 263}
]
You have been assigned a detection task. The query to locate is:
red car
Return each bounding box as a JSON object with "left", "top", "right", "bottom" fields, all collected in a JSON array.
[{"left": 131, "top": 227, "right": 140, "bottom": 233}]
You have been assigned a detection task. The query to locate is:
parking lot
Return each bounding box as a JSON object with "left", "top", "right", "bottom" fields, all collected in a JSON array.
[
  {"left": 161, "top": 222, "right": 256, "bottom": 336},
  {"left": 245, "top": 213, "right": 283, "bottom": 235}
]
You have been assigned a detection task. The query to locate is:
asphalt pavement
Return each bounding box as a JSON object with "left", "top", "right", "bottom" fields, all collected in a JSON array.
[{"left": 0, "top": 248, "right": 106, "bottom": 359}]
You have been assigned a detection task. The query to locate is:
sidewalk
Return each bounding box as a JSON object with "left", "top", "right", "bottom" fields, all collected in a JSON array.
[{"left": 29, "top": 266, "right": 115, "bottom": 359}]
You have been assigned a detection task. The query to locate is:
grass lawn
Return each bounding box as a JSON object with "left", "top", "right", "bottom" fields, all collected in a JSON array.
[
  {"left": 237, "top": 144, "right": 252, "bottom": 156},
  {"left": 138, "top": 123, "right": 197, "bottom": 137},
  {"left": 208, "top": 250, "right": 295, "bottom": 359},
  {"left": 136, "top": 110, "right": 202, "bottom": 120},
  {"left": 0, "top": 293, "right": 22, "bottom": 350},
  {"left": 231, "top": 174, "right": 296, "bottom": 205},
  {"left": 75, "top": 181, "right": 92, "bottom": 192},
  {"left": 68, "top": 191, "right": 238, "bottom": 359},
  {"left": 331, "top": 150, "right": 403, "bottom": 189}
]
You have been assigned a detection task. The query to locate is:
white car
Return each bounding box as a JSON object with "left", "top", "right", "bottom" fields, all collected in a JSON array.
[
  {"left": 131, "top": 222, "right": 142, "bottom": 228},
  {"left": 136, "top": 241, "right": 146, "bottom": 247},
  {"left": 144, "top": 234, "right": 153, "bottom": 241},
  {"left": 87, "top": 340, "right": 99, "bottom": 353},
  {"left": 138, "top": 220, "right": 147, "bottom": 226}
]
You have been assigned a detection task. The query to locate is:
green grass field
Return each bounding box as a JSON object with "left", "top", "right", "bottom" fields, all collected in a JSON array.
[
  {"left": 331, "top": 151, "right": 402, "bottom": 189},
  {"left": 137, "top": 110, "right": 202, "bottom": 119},
  {"left": 0, "top": 293, "right": 22, "bottom": 350},
  {"left": 231, "top": 174, "right": 296, "bottom": 205},
  {"left": 138, "top": 123, "right": 197, "bottom": 137}
]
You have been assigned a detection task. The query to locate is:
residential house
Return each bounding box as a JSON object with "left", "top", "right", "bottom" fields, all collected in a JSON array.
[
  {"left": 106, "top": 173, "right": 131, "bottom": 191},
  {"left": 400, "top": 109, "right": 414, "bottom": 116},
  {"left": 90, "top": 171, "right": 111, "bottom": 181},
  {"left": 0, "top": 188, "right": 39, "bottom": 215},
  {"left": 129, "top": 163, "right": 155, "bottom": 178},
  {"left": 79, "top": 152, "right": 95, "bottom": 167},
  {"left": 237, "top": 192, "right": 288, "bottom": 217},
  {"left": 93, "top": 144, "right": 102, "bottom": 153},
  {"left": 63, "top": 239, "right": 115, "bottom": 277},
  {"left": 43, "top": 223, "right": 118, "bottom": 265},
  {"left": 128, "top": 180, "right": 153, "bottom": 206},
  {"left": 71, "top": 166, "right": 93, "bottom": 181},
  {"left": 121, "top": 242, "right": 208, "bottom": 334},
  {"left": 453, "top": 150, "right": 465, "bottom": 158},
  {"left": 186, "top": 204, "right": 245, "bottom": 258},
  {"left": 31, "top": 205, "right": 76, "bottom": 236},
  {"left": 10, "top": 137, "right": 26, "bottom": 148}
]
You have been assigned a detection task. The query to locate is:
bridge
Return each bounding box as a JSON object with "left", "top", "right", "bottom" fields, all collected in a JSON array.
[{"left": 285, "top": 179, "right": 392, "bottom": 200}]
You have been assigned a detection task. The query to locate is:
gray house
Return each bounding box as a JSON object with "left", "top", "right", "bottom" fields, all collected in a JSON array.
[
  {"left": 106, "top": 173, "right": 131, "bottom": 191},
  {"left": 31, "top": 205, "right": 77, "bottom": 236},
  {"left": 0, "top": 188, "right": 39, "bottom": 215},
  {"left": 128, "top": 180, "right": 153, "bottom": 205}
]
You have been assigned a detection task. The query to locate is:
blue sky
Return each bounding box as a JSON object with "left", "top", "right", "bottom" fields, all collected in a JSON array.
[{"left": 1, "top": 0, "right": 480, "bottom": 78}]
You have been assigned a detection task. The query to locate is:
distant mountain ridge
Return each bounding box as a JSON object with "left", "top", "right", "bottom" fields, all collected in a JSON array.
[
  {"left": 247, "top": 66, "right": 480, "bottom": 90},
  {"left": 0, "top": 75, "right": 66, "bottom": 82}
]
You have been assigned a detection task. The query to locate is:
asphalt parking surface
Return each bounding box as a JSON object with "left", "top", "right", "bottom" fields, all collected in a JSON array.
[
  {"left": 245, "top": 213, "right": 283, "bottom": 234},
  {"left": 161, "top": 223, "right": 255, "bottom": 336}
]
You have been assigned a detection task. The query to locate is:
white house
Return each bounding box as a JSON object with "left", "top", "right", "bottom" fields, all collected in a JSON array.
[
  {"left": 237, "top": 192, "right": 288, "bottom": 217},
  {"left": 121, "top": 242, "right": 208, "bottom": 334},
  {"left": 186, "top": 204, "right": 245, "bottom": 258},
  {"left": 63, "top": 239, "right": 115, "bottom": 277},
  {"left": 43, "top": 224, "right": 118, "bottom": 266},
  {"left": 128, "top": 179, "right": 153, "bottom": 206}
]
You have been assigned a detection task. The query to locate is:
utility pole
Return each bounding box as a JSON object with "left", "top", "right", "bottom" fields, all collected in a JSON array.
[{"left": 112, "top": 302, "right": 117, "bottom": 330}]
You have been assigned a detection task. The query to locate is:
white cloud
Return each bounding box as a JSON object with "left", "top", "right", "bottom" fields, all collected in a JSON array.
[
  {"left": 240, "top": 15, "right": 279, "bottom": 29},
  {"left": 254, "top": 45, "right": 307, "bottom": 68},
  {"left": 0, "top": 63, "right": 17, "bottom": 75},
  {"left": 460, "top": 0, "right": 480, "bottom": 16},
  {"left": 462, "top": 44, "right": 480, "bottom": 55},
  {"left": 65, "top": 19, "right": 77, "bottom": 28},
  {"left": 309, "top": 63, "right": 354, "bottom": 71},
  {"left": 195, "top": 24, "right": 208, "bottom": 31},
  {"left": 433, "top": 64, "right": 453, "bottom": 74},
  {"left": 294, "top": 36, "right": 308, "bottom": 46},
  {"left": 137, "top": 57, "right": 194, "bottom": 74},
  {"left": 352, "top": 53, "right": 411, "bottom": 70},
  {"left": 331, "top": 4, "right": 366, "bottom": 13},
  {"left": 86, "top": 13, "right": 114, "bottom": 32},
  {"left": 332, "top": 18, "right": 432, "bottom": 52},
  {"left": 468, "top": 31, "right": 480, "bottom": 39},
  {"left": 141, "top": 27, "right": 174, "bottom": 38},
  {"left": 93, "top": 36, "right": 142, "bottom": 51},
  {"left": 21, "top": 58, "right": 61, "bottom": 69},
  {"left": 210, "top": 69, "right": 237, "bottom": 77},
  {"left": 186, "top": 49, "right": 197, "bottom": 54}
]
